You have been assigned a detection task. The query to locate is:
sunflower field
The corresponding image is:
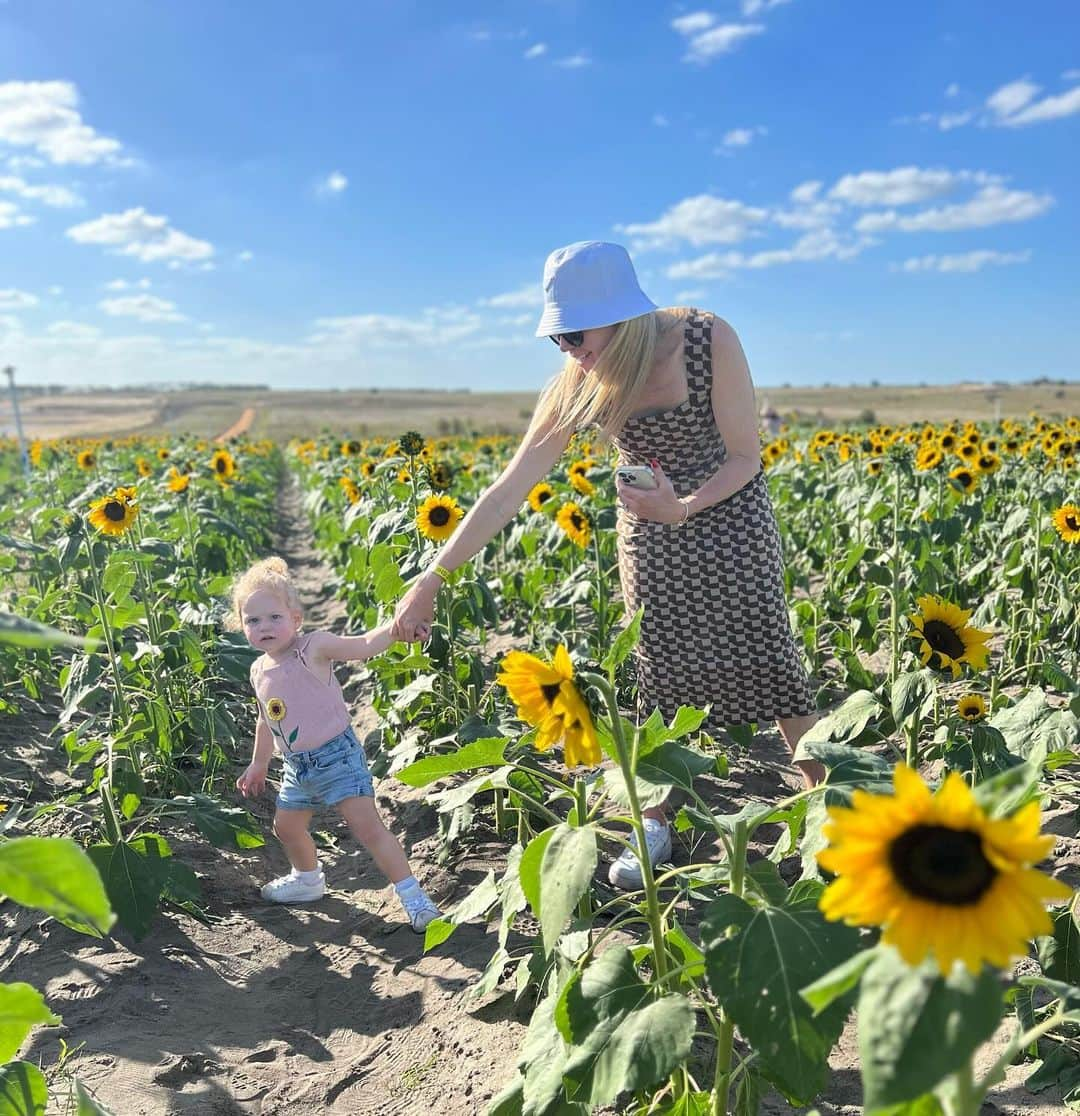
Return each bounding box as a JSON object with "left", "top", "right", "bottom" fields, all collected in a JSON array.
[{"left": 1, "top": 412, "right": 1079, "bottom": 1114}]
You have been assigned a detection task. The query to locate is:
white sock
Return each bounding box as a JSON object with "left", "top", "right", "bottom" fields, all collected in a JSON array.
[
  {"left": 394, "top": 875, "right": 420, "bottom": 895},
  {"left": 296, "top": 865, "right": 322, "bottom": 882}
]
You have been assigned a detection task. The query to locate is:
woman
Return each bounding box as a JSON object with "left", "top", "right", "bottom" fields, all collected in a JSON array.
[{"left": 392, "top": 240, "right": 823, "bottom": 889}]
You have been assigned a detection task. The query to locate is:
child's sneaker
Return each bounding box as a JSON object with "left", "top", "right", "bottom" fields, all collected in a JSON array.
[
  {"left": 398, "top": 886, "right": 442, "bottom": 934},
  {"left": 607, "top": 818, "right": 673, "bottom": 891},
  {"left": 260, "top": 868, "right": 326, "bottom": 903}
]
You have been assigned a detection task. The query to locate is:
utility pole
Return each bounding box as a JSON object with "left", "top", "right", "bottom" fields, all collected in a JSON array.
[{"left": 3, "top": 366, "right": 30, "bottom": 476}]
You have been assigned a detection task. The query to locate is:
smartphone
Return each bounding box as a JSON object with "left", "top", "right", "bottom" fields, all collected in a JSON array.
[{"left": 615, "top": 465, "right": 659, "bottom": 490}]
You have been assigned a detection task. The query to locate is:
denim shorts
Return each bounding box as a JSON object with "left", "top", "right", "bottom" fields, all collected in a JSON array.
[{"left": 276, "top": 727, "right": 374, "bottom": 811}]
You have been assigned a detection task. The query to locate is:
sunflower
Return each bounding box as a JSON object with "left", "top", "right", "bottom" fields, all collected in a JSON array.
[
  {"left": 956, "top": 693, "right": 987, "bottom": 721},
  {"left": 341, "top": 478, "right": 361, "bottom": 505},
  {"left": 397, "top": 467, "right": 411, "bottom": 484},
  {"left": 88, "top": 488, "right": 139, "bottom": 536},
  {"left": 528, "top": 482, "right": 555, "bottom": 512},
  {"left": 157, "top": 447, "right": 171, "bottom": 461},
  {"left": 866, "top": 459, "right": 883, "bottom": 476},
  {"left": 361, "top": 460, "right": 376, "bottom": 479},
  {"left": 210, "top": 449, "right": 236, "bottom": 480},
  {"left": 417, "top": 494, "right": 464, "bottom": 541},
  {"left": 569, "top": 471, "right": 595, "bottom": 497},
  {"left": 1052, "top": 504, "right": 1080, "bottom": 544},
  {"left": 909, "top": 594, "right": 992, "bottom": 678},
  {"left": 939, "top": 432, "right": 958, "bottom": 453},
  {"left": 556, "top": 502, "right": 591, "bottom": 548},
  {"left": 265, "top": 697, "right": 287, "bottom": 722},
  {"left": 76, "top": 449, "right": 96, "bottom": 470},
  {"left": 915, "top": 445, "right": 944, "bottom": 471},
  {"left": 496, "top": 645, "right": 600, "bottom": 768},
  {"left": 976, "top": 452, "right": 1001, "bottom": 475},
  {"left": 136, "top": 457, "right": 153, "bottom": 477},
  {"left": 427, "top": 461, "right": 453, "bottom": 490},
  {"left": 948, "top": 466, "right": 978, "bottom": 494},
  {"left": 166, "top": 467, "right": 190, "bottom": 493},
  {"left": 399, "top": 430, "right": 425, "bottom": 456},
  {"left": 818, "top": 764, "right": 1071, "bottom": 974},
  {"left": 341, "top": 439, "right": 363, "bottom": 457}
]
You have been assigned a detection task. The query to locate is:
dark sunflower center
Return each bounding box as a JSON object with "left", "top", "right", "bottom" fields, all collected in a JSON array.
[
  {"left": 540, "top": 682, "right": 561, "bottom": 705},
  {"left": 428, "top": 506, "right": 450, "bottom": 527},
  {"left": 923, "top": 619, "right": 966, "bottom": 660},
  {"left": 537, "top": 489, "right": 551, "bottom": 504},
  {"left": 570, "top": 512, "right": 585, "bottom": 531},
  {"left": 104, "top": 500, "right": 126, "bottom": 522},
  {"left": 215, "top": 458, "right": 228, "bottom": 473},
  {"left": 955, "top": 471, "right": 972, "bottom": 487},
  {"left": 1066, "top": 514, "right": 1079, "bottom": 532},
  {"left": 889, "top": 825, "right": 996, "bottom": 905}
]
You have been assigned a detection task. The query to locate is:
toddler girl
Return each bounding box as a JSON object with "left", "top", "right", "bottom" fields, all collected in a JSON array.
[{"left": 232, "top": 556, "right": 440, "bottom": 933}]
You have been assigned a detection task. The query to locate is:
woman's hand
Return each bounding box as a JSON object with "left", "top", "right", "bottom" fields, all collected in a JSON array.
[
  {"left": 616, "top": 460, "right": 687, "bottom": 524},
  {"left": 392, "top": 574, "right": 438, "bottom": 643}
]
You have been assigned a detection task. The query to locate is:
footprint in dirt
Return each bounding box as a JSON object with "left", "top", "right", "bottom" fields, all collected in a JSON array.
[{"left": 152, "top": 1053, "right": 223, "bottom": 1088}]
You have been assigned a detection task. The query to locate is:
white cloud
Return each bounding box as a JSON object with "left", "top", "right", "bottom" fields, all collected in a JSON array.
[
  {"left": 47, "top": 320, "right": 102, "bottom": 339},
  {"left": 309, "top": 305, "right": 482, "bottom": 348},
  {"left": 99, "top": 293, "right": 186, "bottom": 322},
  {"left": 316, "top": 171, "right": 348, "bottom": 196},
  {"left": 742, "top": 0, "right": 792, "bottom": 13},
  {"left": 828, "top": 166, "right": 972, "bottom": 207},
  {"left": 0, "top": 199, "right": 34, "bottom": 228},
  {"left": 66, "top": 207, "right": 214, "bottom": 263},
  {"left": 524, "top": 43, "right": 547, "bottom": 60},
  {"left": 1064, "top": 69, "right": 1080, "bottom": 81},
  {"left": 0, "top": 314, "right": 22, "bottom": 338},
  {"left": 47, "top": 285, "right": 63, "bottom": 295},
  {"left": 667, "top": 228, "right": 872, "bottom": 278},
  {"left": 554, "top": 53, "right": 591, "bottom": 69},
  {"left": 674, "top": 289, "right": 707, "bottom": 303},
  {"left": 893, "top": 250, "right": 1031, "bottom": 274},
  {"left": 0, "top": 81, "right": 125, "bottom": 165},
  {"left": 5, "top": 155, "right": 45, "bottom": 172},
  {"left": 854, "top": 185, "right": 1053, "bottom": 233},
  {"left": 652, "top": 113, "right": 670, "bottom": 127},
  {"left": 790, "top": 180, "right": 822, "bottom": 204},
  {"left": 678, "top": 23, "right": 765, "bottom": 63},
  {"left": 945, "top": 82, "right": 960, "bottom": 97},
  {"left": 938, "top": 111, "right": 974, "bottom": 131},
  {"left": 481, "top": 283, "right": 542, "bottom": 309},
  {"left": 721, "top": 125, "right": 766, "bottom": 147},
  {"left": 0, "top": 174, "right": 81, "bottom": 207},
  {"left": 986, "top": 78, "right": 1041, "bottom": 120},
  {"left": 671, "top": 12, "right": 715, "bottom": 35},
  {"left": 995, "top": 83, "right": 1080, "bottom": 127},
  {"left": 0, "top": 288, "right": 38, "bottom": 310},
  {"left": 616, "top": 193, "right": 769, "bottom": 249},
  {"left": 104, "top": 277, "right": 152, "bottom": 291},
  {"left": 237, "top": 250, "right": 254, "bottom": 262}
]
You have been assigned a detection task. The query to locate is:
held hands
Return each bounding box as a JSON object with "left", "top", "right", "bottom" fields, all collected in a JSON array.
[
  {"left": 236, "top": 760, "right": 269, "bottom": 798},
  {"left": 616, "top": 459, "right": 687, "bottom": 524},
  {"left": 391, "top": 575, "right": 437, "bottom": 644}
]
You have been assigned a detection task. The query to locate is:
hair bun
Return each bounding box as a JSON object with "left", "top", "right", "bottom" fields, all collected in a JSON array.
[{"left": 261, "top": 557, "right": 289, "bottom": 577}]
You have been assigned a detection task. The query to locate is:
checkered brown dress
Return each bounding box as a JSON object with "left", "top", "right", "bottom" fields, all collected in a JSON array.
[{"left": 612, "top": 310, "right": 814, "bottom": 731}]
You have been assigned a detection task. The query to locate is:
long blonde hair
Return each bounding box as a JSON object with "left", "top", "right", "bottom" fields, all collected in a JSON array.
[
  {"left": 533, "top": 311, "right": 661, "bottom": 440},
  {"left": 230, "top": 556, "right": 302, "bottom": 629}
]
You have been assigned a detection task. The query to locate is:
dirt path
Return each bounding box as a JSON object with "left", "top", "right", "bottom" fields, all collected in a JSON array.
[
  {"left": 3, "top": 472, "right": 1075, "bottom": 1114},
  {"left": 6, "top": 472, "right": 528, "bottom": 1114},
  {"left": 216, "top": 407, "right": 257, "bottom": 442}
]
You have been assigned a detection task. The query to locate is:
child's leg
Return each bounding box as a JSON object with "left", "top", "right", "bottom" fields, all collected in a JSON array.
[
  {"left": 272, "top": 808, "right": 318, "bottom": 872},
  {"left": 335, "top": 796, "right": 410, "bottom": 883}
]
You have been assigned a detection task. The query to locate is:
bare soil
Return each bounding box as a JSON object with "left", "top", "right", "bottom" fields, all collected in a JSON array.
[{"left": 1, "top": 475, "right": 1076, "bottom": 1115}]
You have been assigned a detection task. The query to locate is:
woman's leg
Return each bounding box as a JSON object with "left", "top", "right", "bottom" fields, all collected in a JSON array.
[
  {"left": 272, "top": 808, "right": 318, "bottom": 871},
  {"left": 777, "top": 712, "right": 826, "bottom": 788},
  {"left": 336, "top": 796, "right": 411, "bottom": 884}
]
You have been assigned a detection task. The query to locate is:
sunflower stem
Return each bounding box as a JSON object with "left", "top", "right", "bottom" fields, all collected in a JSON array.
[
  {"left": 711, "top": 818, "right": 748, "bottom": 1116},
  {"left": 83, "top": 532, "right": 127, "bottom": 722},
  {"left": 888, "top": 466, "right": 902, "bottom": 685},
  {"left": 572, "top": 777, "right": 592, "bottom": 922},
  {"left": 1025, "top": 507, "right": 1042, "bottom": 686}
]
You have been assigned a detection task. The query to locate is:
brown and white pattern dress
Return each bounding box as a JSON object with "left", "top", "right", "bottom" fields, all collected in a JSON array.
[{"left": 613, "top": 310, "right": 814, "bottom": 732}]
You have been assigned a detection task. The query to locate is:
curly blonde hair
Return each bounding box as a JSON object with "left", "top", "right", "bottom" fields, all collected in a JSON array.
[{"left": 230, "top": 556, "right": 303, "bottom": 630}]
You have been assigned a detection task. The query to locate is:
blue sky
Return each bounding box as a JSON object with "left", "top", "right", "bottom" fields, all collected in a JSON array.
[{"left": 0, "top": 0, "right": 1078, "bottom": 391}]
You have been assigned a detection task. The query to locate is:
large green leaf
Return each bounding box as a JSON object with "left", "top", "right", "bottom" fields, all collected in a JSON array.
[
  {"left": 519, "top": 828, "right": 555, "bottom": 916},
  {"left": 559, "top": 946, "right": 695, "bottom": 1109},
  {"left": 1037, "top": 898, "right": 1080, "bottom": 984},
  {"left": 0, "top": 983, "right": 59, "bottom": 1064},
  {"left": 395, "top": 737, "right": 509, "bottom": 788},
  {"left": 0, "top": 837, "right": 114, "bottom": 937},
  {"left": 75, "top": 1081, "right": 119, "bottom": 1116},
  {"left": 703, "top": 886, "right": 861, "bottom": 1103},
  {"left": 422, "top": 870, "right": 500, "bottom": 952},
  {"left": 600, "top": 605, "right": 642, "bottom": 676},
  {"left": 890, "top": 670, "right": 935, "bottom": 728},
  {"left": 87, "top": 841, "right": 166, "bottom": 941},
  {"left": 538, "top": 824, "right": 597, "bottom": 956},
  {"left": 0, "top": 610, "right": 95, "bottom": 651},
  {"left": 796, "top": 690, "right": 882, "bottom": 747},
  {"left": 0, "top": 1061, "right": 47, "bottom": 1116},
  {"left": 857, "top": 948, "right": 1003, "bottom": 1109},
  {"left": 170, "top": 794, "right": 265, "bottom": 849}
]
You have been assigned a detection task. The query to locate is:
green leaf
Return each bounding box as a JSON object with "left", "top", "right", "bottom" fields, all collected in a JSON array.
[
  {"left": 0, "top": 836, "right": 114, "bottom": 936},
  {"left": 519, "top": 828, "right": 555, "bottom": 916},
  {"left": 890, "top": 670, "right": 935, "bottom": 728},
  {"left": 0, "top": 1062, "right": 47, "bottom": 1116},
  {"left": 793, "top": 739, "right": 893, "bottom": 787},
  {"left": 0, "top": 983, "right": 60, "bottom": 1064},
  {"left": 1037, "top": 898, "right": 1080, "bottom": 985},
  {"left": 170, "top": 794, "right": 265, "bottom": 849},
  {"left": 87, "top": 841, "right": 166, "bottom": 941},
  {"left": 486, "top": 1074, "right": 525, "bottom": 1116},
  {"left": 800, "top": 948, "right": 878, "bottom": 1015},
  {"left": 560, "top": 946, "right": 696, "bottom": 1108},
  {"left": 797, "top": 690, "right": 883, "bottom": 746},
  {"left": 538, "top": 824, "right": 597, "bottom": 956},
  {"left": 396, "top": 737, "right": 509, "bottom": 787},
  {"left": 75, "top": 1081, "right": 119, "bottom": 1116},
  {"left": 0, "top": 610, "right": 95, "bottom": 651},
  {"left": 703, "top": 890, "right": 861, "bottom": 1102},
  {"left": 421, "top": 870, "right": 500, "bottom": 953},
  {"left": 858, "top": 949, "right": 1004, "bottom": 1108},
  {"left": 601, "top": 605, "right": 642, "bottom": 675}
]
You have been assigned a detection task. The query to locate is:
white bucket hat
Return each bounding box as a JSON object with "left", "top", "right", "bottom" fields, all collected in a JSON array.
[{"left": 534, "top": 240, "right": 657, "bottom": 338}]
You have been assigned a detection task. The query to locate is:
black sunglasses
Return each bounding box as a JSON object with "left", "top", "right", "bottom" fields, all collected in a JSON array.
[{"left": 549, "top": 331, "right": 585, "bottom": 348}]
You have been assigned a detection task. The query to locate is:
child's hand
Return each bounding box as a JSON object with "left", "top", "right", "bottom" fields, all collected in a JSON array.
[{"left": 236, "top": 761, "right": 269, "bottom": 798}]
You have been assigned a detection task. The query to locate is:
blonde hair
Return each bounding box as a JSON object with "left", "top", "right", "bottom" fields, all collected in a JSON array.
[
  {"left": 532, "top": 311, "right": 665, "bottom": 440},
  {"left": 230, "top": 556, "right": 302, "bottom": 629}
]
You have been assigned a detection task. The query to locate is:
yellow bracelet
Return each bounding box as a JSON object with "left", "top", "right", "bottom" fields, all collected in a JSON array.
[{"left": 431, "top": 563, "right": 453, "bottom": 583}]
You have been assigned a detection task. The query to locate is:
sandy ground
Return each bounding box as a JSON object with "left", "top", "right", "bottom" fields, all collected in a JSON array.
[{"left": 2, "top": 476, "right": 1076, "bottom": 1114}]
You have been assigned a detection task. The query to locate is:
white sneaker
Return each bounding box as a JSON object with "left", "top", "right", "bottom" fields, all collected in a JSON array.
[
  {"left": 608, "top": 819, "right": 673, "bottom": 891},
  {"left": 398, "top": 887, "right": 441, "bottom": 934},
  {"left": 260, "top": 869, "right": 326, "bottom": 903}
]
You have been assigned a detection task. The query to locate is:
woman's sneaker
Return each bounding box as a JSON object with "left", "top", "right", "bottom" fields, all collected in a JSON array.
[
  {"left": 607, "top": 819, "right": 673, "bottom": 891},
  {"left": 260, "top": 868, "right": 326, "bottom": 903},
  {"left": 398, "top": 886, "right": 442, "bottom": 933}
]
